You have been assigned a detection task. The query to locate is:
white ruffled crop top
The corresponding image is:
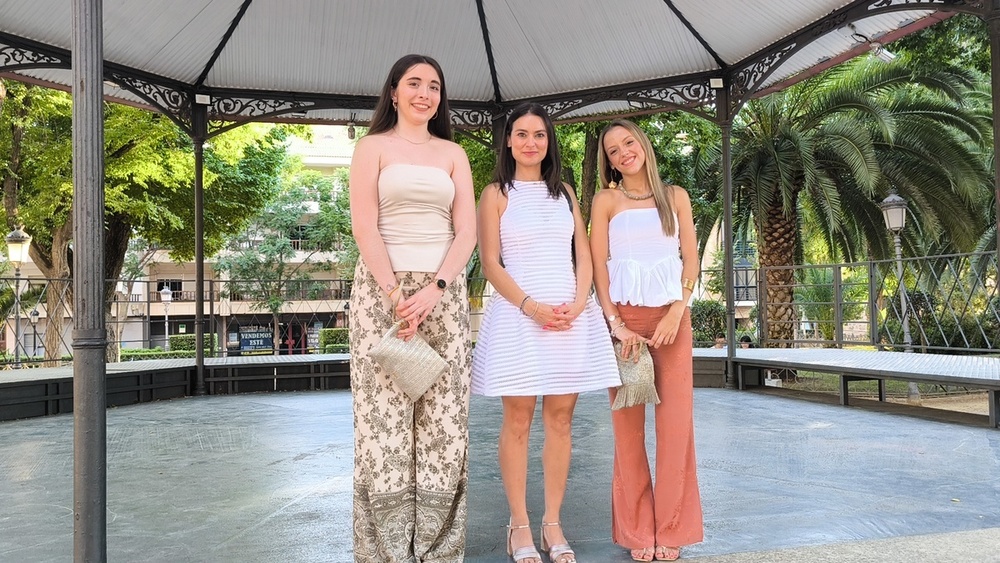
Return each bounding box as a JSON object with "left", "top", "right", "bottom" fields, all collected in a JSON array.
[
  {"left": 377, "top": 163, "right": 455, "bottom": 273},
  {"left": 607, "top": 208, "right": 683, "bottom": 307}
]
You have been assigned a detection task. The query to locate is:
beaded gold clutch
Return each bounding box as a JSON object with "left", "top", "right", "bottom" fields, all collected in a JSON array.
[
  {"left": 611, "top": 341, "right": 659, "bottom": 410},
  {"left": 370, "top": 321, "right": 448, "bottom": 402}
]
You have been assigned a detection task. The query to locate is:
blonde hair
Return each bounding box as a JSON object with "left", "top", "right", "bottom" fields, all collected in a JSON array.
[{"left": 598, "top": 119, "right": 677, "bottom": 236}]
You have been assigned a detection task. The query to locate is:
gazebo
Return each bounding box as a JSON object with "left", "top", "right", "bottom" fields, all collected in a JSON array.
[{"left": 3, "top": 1, "right": 1000, "bottom": 559}]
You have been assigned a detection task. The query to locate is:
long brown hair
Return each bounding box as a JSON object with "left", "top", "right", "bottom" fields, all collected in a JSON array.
[
  {"left": 597, "top": 119, "right": 676, "bottom": 236},
  {"left": 368, "top": 54, "right": 453, "bottom": 140}
]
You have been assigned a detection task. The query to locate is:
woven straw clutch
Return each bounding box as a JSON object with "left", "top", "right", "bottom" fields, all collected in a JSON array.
[{"left": 370, "top": 321, "right": 448, "bottom": 402}]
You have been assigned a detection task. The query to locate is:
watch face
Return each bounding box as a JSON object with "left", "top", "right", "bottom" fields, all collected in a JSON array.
[{"left": 436, "top": 279, "right": 447, "bottom": 289}]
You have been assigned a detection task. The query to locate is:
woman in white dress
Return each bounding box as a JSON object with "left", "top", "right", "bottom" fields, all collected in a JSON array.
[{"left": 472, "top": 102, "right": 619, "bottom": 563}]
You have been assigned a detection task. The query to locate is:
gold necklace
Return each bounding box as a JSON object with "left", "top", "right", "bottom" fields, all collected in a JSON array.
[
  {"left": 393, "top": 127, "right": 432, "bottom": 145},
  {"left": 619, "top": 180, "right": 653, "bottom": 201}
]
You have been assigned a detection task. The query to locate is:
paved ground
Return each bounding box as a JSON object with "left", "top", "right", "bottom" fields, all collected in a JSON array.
[{"left": 1, "top": 388, "right": 998, "bottom": 562}]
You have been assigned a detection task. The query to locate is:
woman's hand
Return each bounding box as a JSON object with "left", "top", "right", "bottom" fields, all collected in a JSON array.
[
  {"left": 541, "top": 299, "right": 586, "bottom": 331},
  {"left": 525, "top": 301, "right": 574, "bottom": 331},
  {"left": 650, "top": 305, "right": 685, "bottom": 348},
  {"left": 395, "top": 285, "right": 444, "bottom": 341},
  {"left": 614, "top": 325, "right": 648, "bottom": 362}
]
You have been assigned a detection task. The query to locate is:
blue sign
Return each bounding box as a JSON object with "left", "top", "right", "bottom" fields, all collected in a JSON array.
[{"left": 239, "top": 327, "right": 272, "bottom": 351}]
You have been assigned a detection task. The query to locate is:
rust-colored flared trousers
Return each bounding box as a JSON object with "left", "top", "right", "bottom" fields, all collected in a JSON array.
[{"left": 609, "top": 305, "right": 703, "bottom": 549}]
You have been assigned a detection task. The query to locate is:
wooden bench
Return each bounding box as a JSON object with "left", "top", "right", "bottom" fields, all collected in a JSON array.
[{"left": 732, "top": 348, "right": 1000, "bottom": 428}]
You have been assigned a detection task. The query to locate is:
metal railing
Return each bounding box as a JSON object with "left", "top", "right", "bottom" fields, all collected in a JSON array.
[
  {"left": 753, "top": 252, "right": 999, "bottom": 352},
  {"left": 2, "top": 251, "right": 996, "bottom": 369}
]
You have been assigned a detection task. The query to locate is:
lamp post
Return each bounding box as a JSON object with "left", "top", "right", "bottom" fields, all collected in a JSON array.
[
  {"left": 879, "top": 192, "right": 912, "bottom": 353},
  {"left": 6, "top": 226, "right": 32, "bottom": 369},
  {"left": 29, "top": 309, "right": 39, "bottom": 358},
  {"left": 881, "top": 192, "right": 919, "bottom": 403},
  {"left": 160, "top": 286, "right": 172, "bottom": 351}
]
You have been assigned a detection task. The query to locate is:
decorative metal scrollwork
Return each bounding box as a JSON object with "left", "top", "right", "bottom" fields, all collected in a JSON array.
[
  {"left": 451, "top": 107, "right": 495, "bottom": 129},
  {"left": 210, "top": 97, "right": 311, "bottom": 119},
  {"left": 108, "top": 71, "right": 191, "bottom": 130},
  {"left": 869, "top": 0, "right": 982, "bottom": 10},
  {"left": 535, "top": 81, "right": 717, "bottom": 122},
  {"left": 0, "top": 44, "right": 64, "bottom": 69},
  {"left": 812, "top": 12, "right": 850, "bottom": 37},
  {"left": 731, "top": 43, "right": 796, "bottom": 104}
]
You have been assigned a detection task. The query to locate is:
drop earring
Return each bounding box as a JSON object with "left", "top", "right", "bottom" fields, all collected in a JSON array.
[
  {"left": 392, "top": 99, "right": 398, "bottom": 111},
  {"left": 608, "top": 169, "right": 619, "bottom": 190}
]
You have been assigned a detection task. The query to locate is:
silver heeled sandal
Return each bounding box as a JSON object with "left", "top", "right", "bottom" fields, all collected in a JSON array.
[
  {"left": 507, "top": 520, "right": 542, "bottom": 563},
  {"left": 540, "top": 521, "right": 576, "bottom": 563}
]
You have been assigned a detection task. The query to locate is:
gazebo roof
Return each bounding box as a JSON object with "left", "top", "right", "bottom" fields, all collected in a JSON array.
[{"left": 0, "top": 1, "right": 959, "bottom": 134}]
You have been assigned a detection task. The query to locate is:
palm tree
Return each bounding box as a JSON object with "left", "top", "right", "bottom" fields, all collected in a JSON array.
[{"left": 694, "top": 57, "right": 992, "bottom": 346}]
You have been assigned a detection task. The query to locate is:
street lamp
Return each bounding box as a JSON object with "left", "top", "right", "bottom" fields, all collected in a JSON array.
[
  {"left": 160, "top": 286, "right": 172, "bottom": 351},
  {"left": 29, "top": 308, "right": 39, "bottom": 358},
  {"left": 880, "top": 192, "right": 912, "bottom": 353},
  {"left": 6, "top": 225, "right": 32, "bottom": 368}
]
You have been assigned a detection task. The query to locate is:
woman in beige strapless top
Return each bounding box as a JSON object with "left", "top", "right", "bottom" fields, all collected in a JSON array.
[{"left": 347, "top": 54, "right": 477, "bottom": 563}]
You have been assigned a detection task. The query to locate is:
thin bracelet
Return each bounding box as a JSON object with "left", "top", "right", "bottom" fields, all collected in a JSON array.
[
  {"left": 610, "top": 321, "right": 625, "bottom": 339},
  {"left": 528, "top": 301, "right": 540, "bottom": 318},
  {"left": 519, "top": 295, "right": 531, "bottom": 313}
]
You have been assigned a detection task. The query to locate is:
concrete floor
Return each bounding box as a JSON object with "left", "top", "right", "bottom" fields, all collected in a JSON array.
[{"left": 1, "top": 388, "right": 999, "bottom": 562}]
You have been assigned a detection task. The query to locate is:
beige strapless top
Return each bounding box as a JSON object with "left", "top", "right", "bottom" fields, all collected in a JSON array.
[{"left": 377, "top": 163, "right": 455, "bottom": 272}]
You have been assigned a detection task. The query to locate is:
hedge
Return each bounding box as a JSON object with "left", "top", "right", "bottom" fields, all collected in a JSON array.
[
  {"left": 319, "top": 328, "right": 349, "bottom": 353},
  {"left": 168, "top": 333, "right": 220, "bottom": 351}
]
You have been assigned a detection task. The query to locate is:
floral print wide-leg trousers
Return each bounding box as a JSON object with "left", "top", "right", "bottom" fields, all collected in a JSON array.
[{"left": 349, "top": 260, "right": 472, "bottom": 563}]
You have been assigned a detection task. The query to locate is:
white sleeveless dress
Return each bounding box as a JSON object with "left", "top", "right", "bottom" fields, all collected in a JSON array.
[{"left": 471, "top": 180, "right": 620, "bottom": 396}]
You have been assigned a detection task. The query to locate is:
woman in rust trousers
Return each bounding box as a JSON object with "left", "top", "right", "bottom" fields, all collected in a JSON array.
[{"left": 590, "top": 119, "right": 703, "bottom": 561}]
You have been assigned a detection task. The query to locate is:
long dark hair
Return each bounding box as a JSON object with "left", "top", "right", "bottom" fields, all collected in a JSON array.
[
  {"left": 494, "top": 102, "right": 569, "bottom": 209},
  {"left": 368, "top": 54, "right": 453, "bottom": 140}
]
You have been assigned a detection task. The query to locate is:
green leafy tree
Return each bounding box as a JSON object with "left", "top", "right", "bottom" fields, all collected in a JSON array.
[
  {"left": 1, "top": 80, "right": 289, "bottom": 362},
  {"left": 300, "top": 167, "right": 357, "bottom": 275},
  {"left": 215, "top": 184, "right": 327, "bottom": 353},
  {"left": 892, "top": 14, "right": 989, "bottom": 74},
  {"left": 693, "top": 57, "right": 991, "bottom": 346}
]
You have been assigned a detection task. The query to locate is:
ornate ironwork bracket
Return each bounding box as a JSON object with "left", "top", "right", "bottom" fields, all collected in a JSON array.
[
  {"left": 451, "top": 106, "right": 497, "bottom": 130},
  {"left": 726, "top": 0, "right": 984, "bottom": 116},
  {"left": 530, "top": 80, "right": 717, "bottom": 123},
  {"left": 105, "top": 69, "right": 192, "bottom": 134},
  {"left": 206, "top": 96, "right": 313, "bottom": 136},
  {"left": 0, "top": 43, "right": 65, "bottom": 70},
  {"left": 868, "top": 0, "right": 982, "bottom": 11},
  {"left": 729, "top": 43, "right": 797, "bottom": 113}
]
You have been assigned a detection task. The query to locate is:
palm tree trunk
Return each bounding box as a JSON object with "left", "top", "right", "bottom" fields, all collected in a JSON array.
[{"left": 759, "top": 203, "right": 798, "bottom": 347}]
